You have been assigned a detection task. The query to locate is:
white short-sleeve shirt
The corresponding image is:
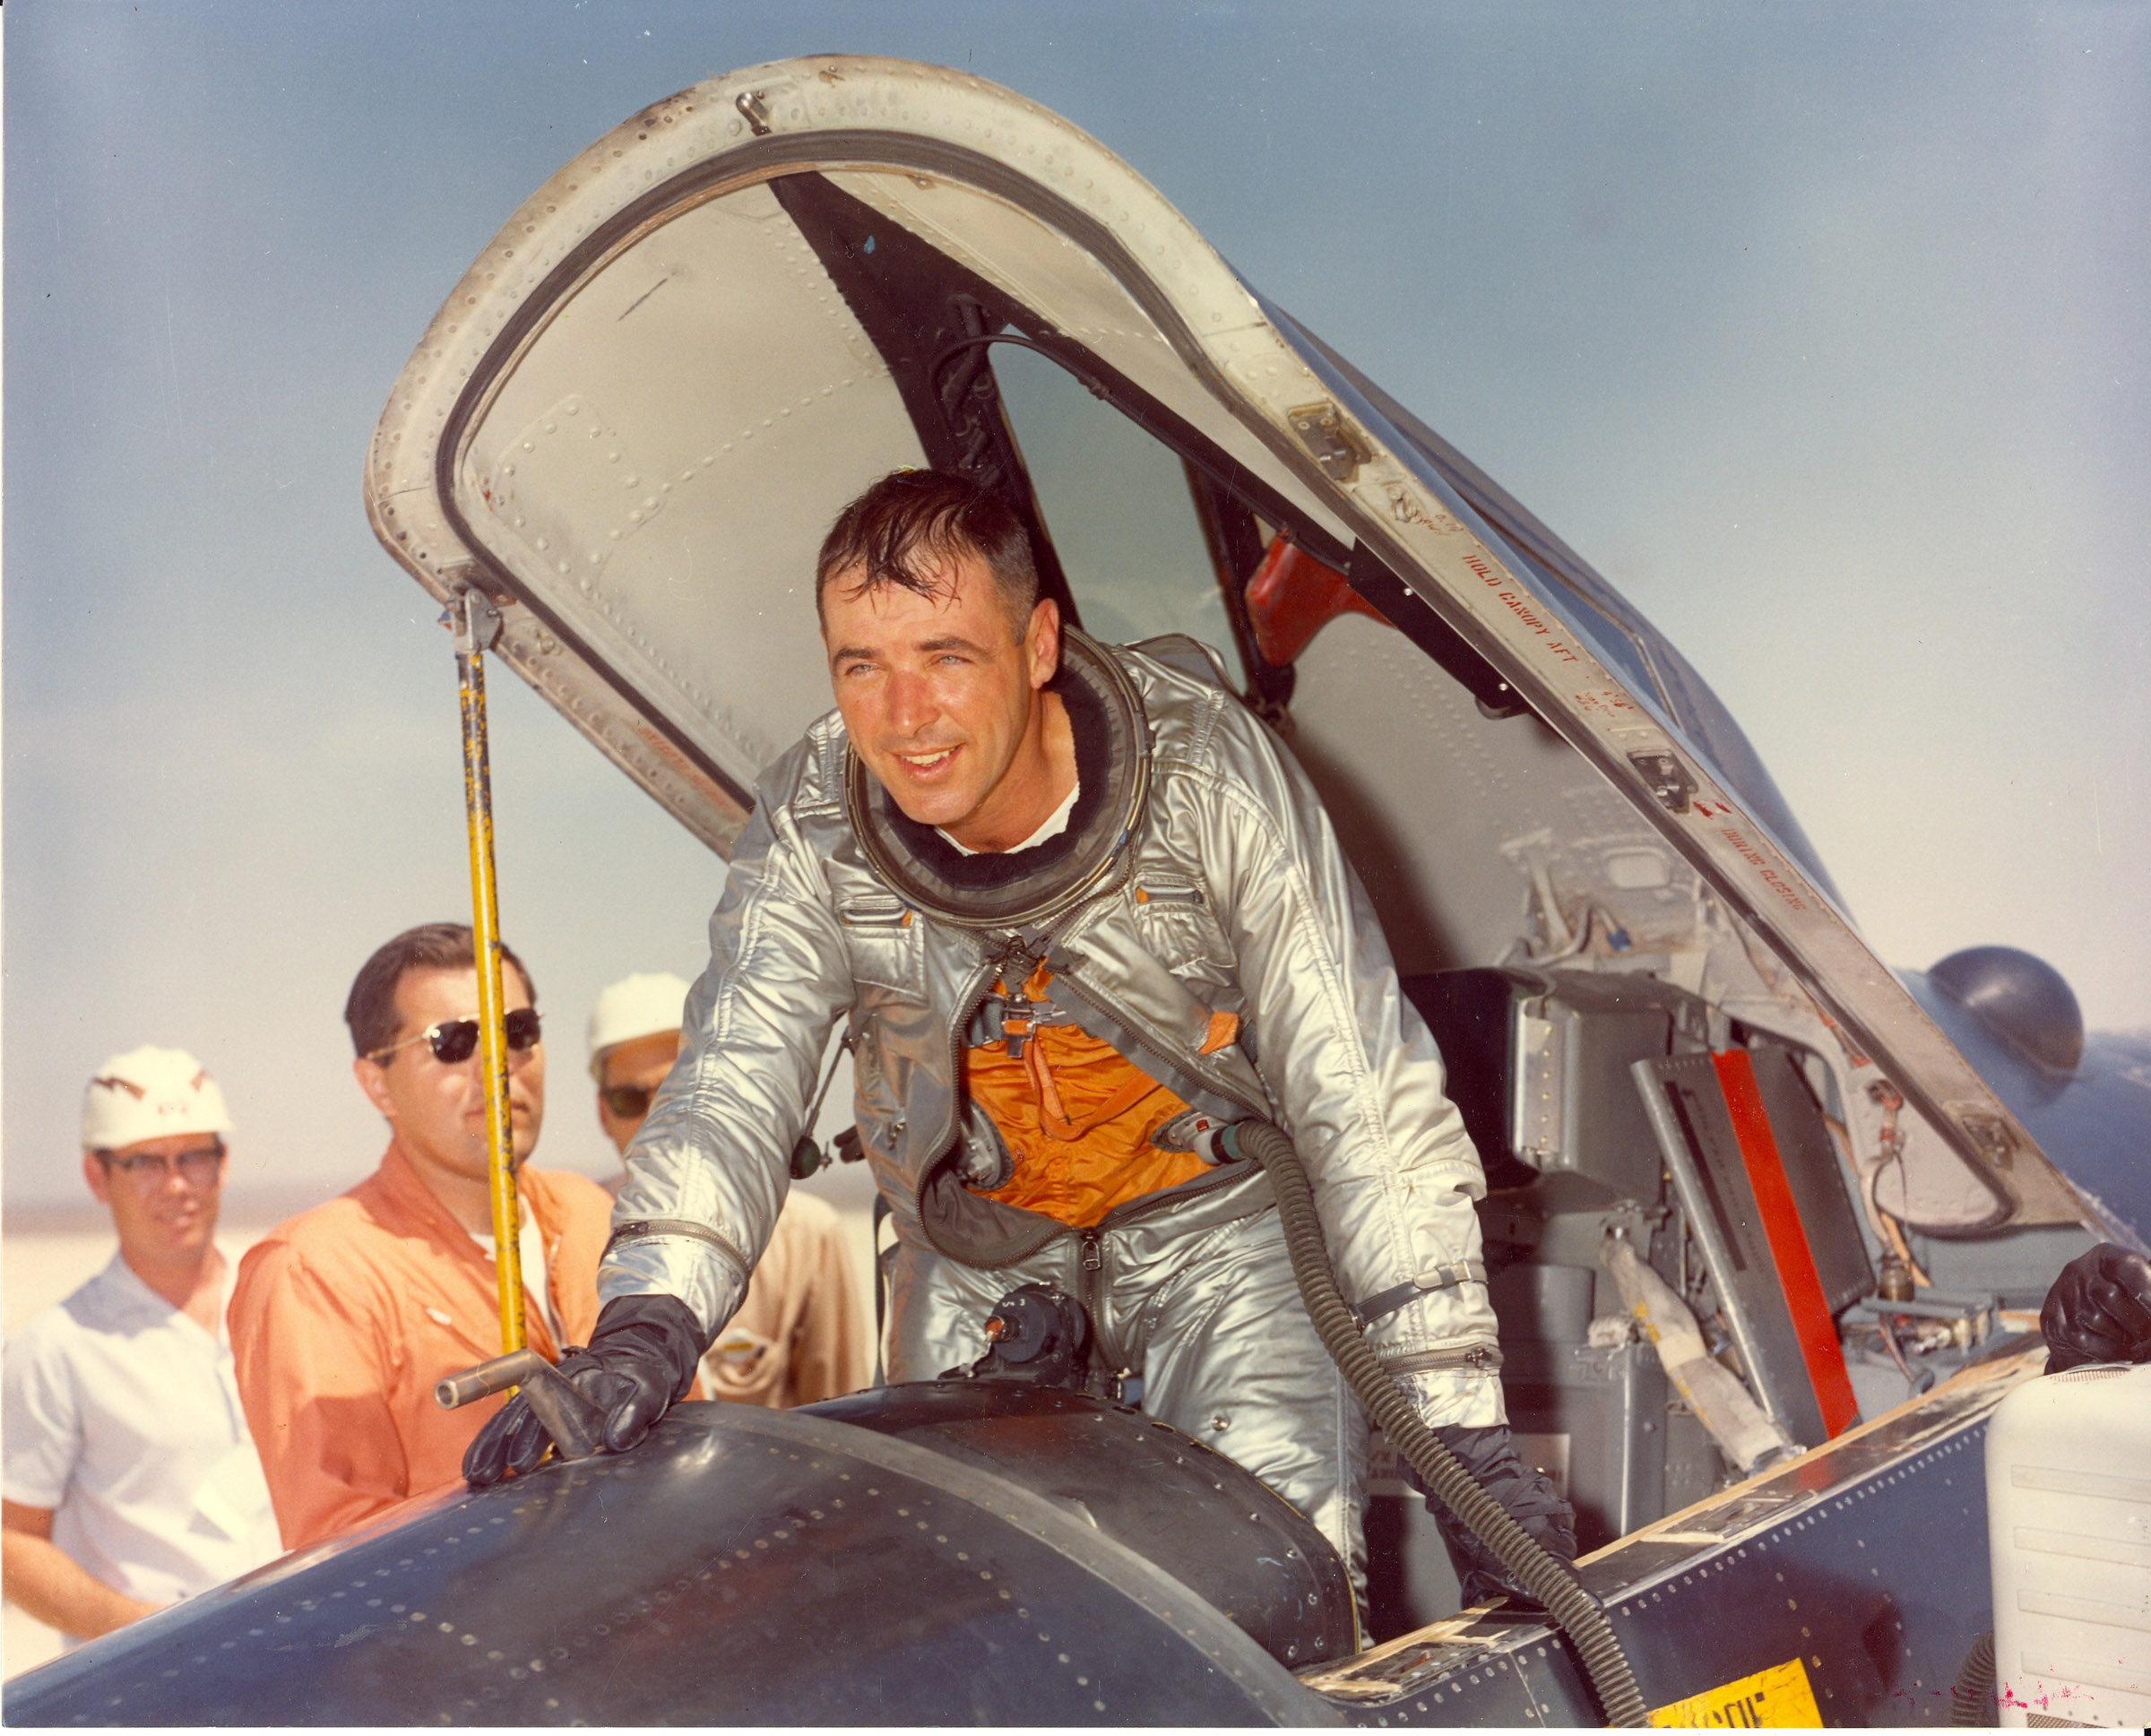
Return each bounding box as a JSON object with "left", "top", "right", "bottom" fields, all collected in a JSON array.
[
  {"left": 471, "top": 1208, "right": 563, "bottom": 1346},
  {"left": 3, "top": 1248, "right": 280, "bottom": 1625}
]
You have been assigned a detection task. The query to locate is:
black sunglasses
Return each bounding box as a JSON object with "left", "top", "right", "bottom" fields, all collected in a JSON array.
[
  {"left": 370, "top": 1006, "right": 543, "bottom": 1066},
  {"left": 600, "top": 1083, "right": 656, "bottom": 1122}
]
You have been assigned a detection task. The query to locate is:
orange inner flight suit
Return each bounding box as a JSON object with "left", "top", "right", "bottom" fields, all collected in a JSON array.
[{"left": 966, "top": 963, "right": 1218, "bottom": 1227}]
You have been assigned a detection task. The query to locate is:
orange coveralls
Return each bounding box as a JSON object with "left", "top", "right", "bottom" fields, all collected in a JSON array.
[{"left": 228, "top": 1144, "right": 612, "bottom": 1550}]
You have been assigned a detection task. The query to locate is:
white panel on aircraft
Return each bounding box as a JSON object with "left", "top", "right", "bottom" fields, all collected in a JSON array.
[{"left": 454, "top": 181, "right": 927, "bottom": 785}]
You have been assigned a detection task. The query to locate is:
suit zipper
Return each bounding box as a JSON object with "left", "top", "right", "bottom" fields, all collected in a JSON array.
[
  {"left": 1380, "top": 1343, "right": 1503, "bottom": 1377},
  {"left": 1078, "top": 1228, "right": 1105, "bottom": 1338},
  {"left": 1077, "top": 1227, "right": 1136, "bottom": 1395}
]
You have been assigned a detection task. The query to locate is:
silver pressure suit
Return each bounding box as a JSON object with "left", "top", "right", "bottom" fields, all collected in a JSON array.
[{"left": 600, "top": 631, "right": 1505, "bottom": 1585}]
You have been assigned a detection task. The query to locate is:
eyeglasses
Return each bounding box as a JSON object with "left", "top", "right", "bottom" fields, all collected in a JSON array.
[
  {"left": 599, "top": 1084, "right": 656, "bottom": 1122},
  {"left": 368, "top": 1007, "right": 543, "bottom": 1066},
  {"left": 99, "top": 1143, "right": 225, "bottom": 1185}
]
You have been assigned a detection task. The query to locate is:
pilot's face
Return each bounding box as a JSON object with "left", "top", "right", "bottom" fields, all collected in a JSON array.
[
  {"left": 823, "top": 549, "right": 1058, "bottom": 843},
  {"left": 355, "top": 965, "right": 546, "bottom": 1187}
]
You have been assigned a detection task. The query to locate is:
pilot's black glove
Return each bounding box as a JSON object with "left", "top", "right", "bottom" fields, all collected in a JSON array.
[
  {"left": 1408, "top": 1424, "right": 1581, "bottom": 1611},
  {"left": 2042, "top": 1242, "right": 2151, "bottom": 1373},
  {"left": 462, "top": 1293, "right": 704, "bottom": 1486}
]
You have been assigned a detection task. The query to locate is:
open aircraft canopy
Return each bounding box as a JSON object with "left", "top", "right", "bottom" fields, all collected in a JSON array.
[{"left": 362, "top": 56, "right": 2102, "bottom": 1240}]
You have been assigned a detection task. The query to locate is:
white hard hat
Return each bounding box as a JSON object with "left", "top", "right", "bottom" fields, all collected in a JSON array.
[
  {"left": 82, "top": 1046, "right": 234, "bottom": 1151},
  {"left": 587, "top": 972, "right": 691, "bottom": 1077}
]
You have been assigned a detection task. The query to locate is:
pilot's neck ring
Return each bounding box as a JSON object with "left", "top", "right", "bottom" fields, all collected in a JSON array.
[{"left": 843, "top": 626, "right": 1150, "bottom": 933}]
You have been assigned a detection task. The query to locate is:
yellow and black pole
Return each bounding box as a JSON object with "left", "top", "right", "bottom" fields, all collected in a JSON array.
[{"left": 452, "top": 589, "right": 526, "bottom": 1357}]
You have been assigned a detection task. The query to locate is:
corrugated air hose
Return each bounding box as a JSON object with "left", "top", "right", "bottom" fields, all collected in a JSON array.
[
  {"left": 1220, "top": 1120, "right": 1648, "bottom": 1728},
  {"left": 1948, "top": 1629, "right": 1996, "bottom": 1726}
]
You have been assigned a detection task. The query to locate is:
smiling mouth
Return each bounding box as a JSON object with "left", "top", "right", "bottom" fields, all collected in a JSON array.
[{"left": 894, "top": 746, "right": 959, "bottom": 775}]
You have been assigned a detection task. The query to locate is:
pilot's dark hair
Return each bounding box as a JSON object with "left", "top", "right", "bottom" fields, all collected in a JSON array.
[
  {"left": 346, "top": 922, "right": 534, "bottom": 1058},
  {"left": 815, "top": 469, "right": 1041, "bottom": 638}
]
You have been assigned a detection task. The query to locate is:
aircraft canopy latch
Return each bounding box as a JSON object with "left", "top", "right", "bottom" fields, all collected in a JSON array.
[
  {"left": 1628, "top": 750, "right": 1697, "bottom": 815},
  {"left": 1287, "top": 402, "right": 1367, "bottom": 484},
  {"left": 1957, "top": 1110, "right": 2017, "bottom": 1170}
]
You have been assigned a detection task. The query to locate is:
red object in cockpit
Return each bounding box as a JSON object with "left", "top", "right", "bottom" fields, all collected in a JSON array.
[{"left": 1243, "top": 538, "right": 1390, "bottom": 666}]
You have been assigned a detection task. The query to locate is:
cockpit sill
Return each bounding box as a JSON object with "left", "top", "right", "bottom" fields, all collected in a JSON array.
[{"left": 1305, "top": 1345, "right": 2039, "bottom": 1718}]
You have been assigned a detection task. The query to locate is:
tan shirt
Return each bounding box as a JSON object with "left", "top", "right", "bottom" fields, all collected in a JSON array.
[
  {"left": 228, "top": 1144, "right": 611, "bottom": 1550},
  {"left": 700, "top": 1191, "right": 868, "bottom": 1408}
]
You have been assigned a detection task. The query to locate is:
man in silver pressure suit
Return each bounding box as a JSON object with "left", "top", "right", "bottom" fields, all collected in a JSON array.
[{"left": 466, "top": 468, "right": 1574, "bottom": 1603}]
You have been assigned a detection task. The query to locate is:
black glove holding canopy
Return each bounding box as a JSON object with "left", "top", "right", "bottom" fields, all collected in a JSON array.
[
  {"left": 1408, "top": 1424, "right": 1581, "bottom": 1610},
  {"left": 462, "top": 1293, "right": 705, "bottom": 1485},
  {"left": 2041, "top": 1242, "right": 2151, "bottom": 1373}
]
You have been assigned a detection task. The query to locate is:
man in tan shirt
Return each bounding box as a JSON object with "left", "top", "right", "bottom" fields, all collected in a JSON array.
[
  {"left": 590, "top": 973, "right": 868, "bottom": 1408},
  {"left": 229, "top": 924, "right": 614, "bottom": 1550}
]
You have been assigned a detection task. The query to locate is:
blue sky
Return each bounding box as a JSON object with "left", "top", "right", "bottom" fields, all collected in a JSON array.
[{"left": 6, "top": 1, "right": 2145, "bottom": 1210}]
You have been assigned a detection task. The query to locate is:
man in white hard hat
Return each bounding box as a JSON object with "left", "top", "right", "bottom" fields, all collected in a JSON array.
[
  {"left": 3, "top": 1049, "right": 280, "bottom": 1644},
  {"left": 589, "top": 972, "right": 868, "bottom": 1409}
]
